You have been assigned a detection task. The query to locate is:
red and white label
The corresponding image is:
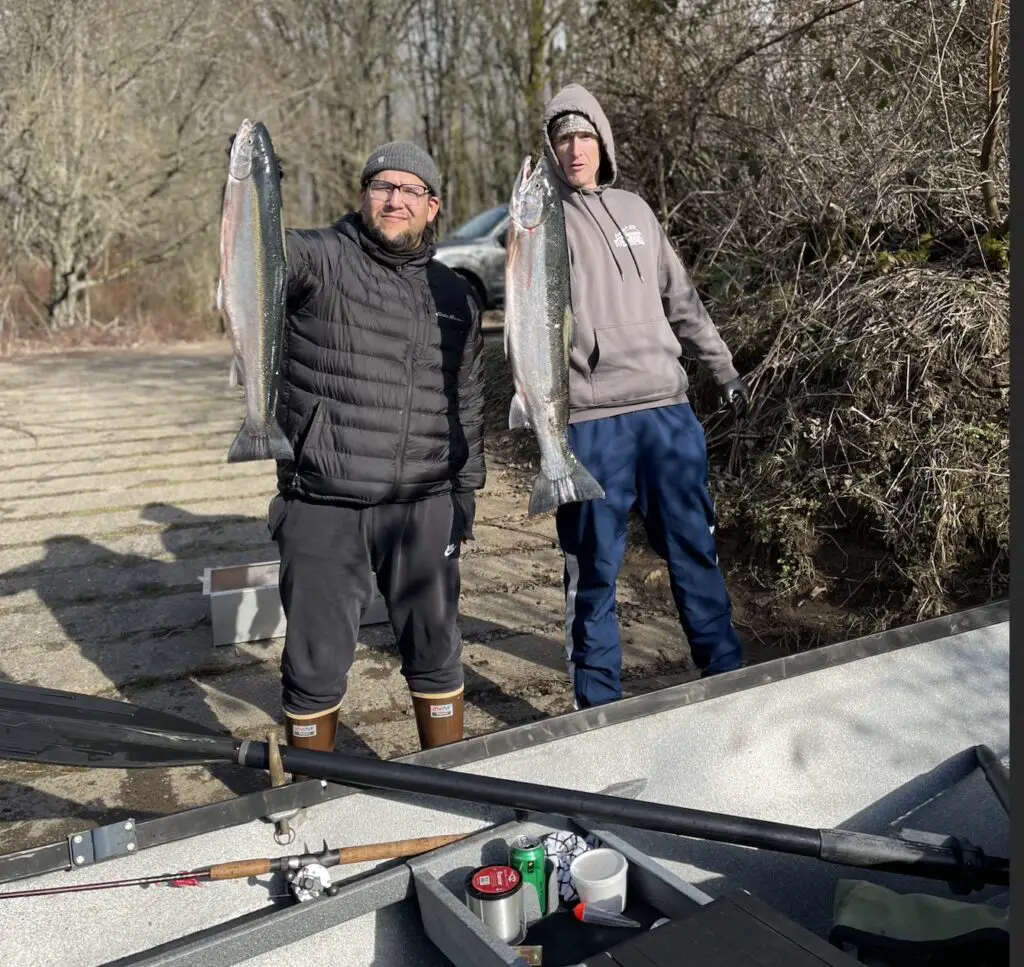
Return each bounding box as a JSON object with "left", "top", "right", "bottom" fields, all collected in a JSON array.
[
  {"left": 471, "top": 865, "right": 520, "bottom": 895},
  {"left": 292, "top": 723, "right": 317, "bottom": 738},
  {"left": 430, "top": 703, "right": 454, "bottom": 719}
]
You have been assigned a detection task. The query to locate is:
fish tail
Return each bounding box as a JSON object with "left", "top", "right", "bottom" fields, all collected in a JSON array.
[
  {"left": 527, "top": 455, "right": 605, "bottom": 516},
  {"left": 227, "top": 418, "right": 295, "bottom": 463}
]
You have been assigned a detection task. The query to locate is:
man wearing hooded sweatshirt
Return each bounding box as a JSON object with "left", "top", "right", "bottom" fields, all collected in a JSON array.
[
  {"left": 267, "top": 141, "right": 485, "bottom": 758},
  {"left": 541, "top": 84, "right": 750, "bottom": 709}
]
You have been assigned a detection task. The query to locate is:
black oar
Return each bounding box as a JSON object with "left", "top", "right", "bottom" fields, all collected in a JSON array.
[{"left": 0, "top": 682, "right": 1007, "bottom": 893}]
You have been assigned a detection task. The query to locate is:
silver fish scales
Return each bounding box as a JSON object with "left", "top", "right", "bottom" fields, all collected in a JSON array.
[
  {"left": 217, "top": 118, "right": 293, "bottom": 463},
  {"left": 504, "top": 154, "right": 604, "bottom": 515}
]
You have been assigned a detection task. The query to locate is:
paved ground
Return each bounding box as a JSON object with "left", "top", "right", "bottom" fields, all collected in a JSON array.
[{"left": 0, "top": 340, "right": 702, "bottom": 853}]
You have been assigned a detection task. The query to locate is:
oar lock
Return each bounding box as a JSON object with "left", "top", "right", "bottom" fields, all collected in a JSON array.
[
  {"left": 68, "top": 819, "right": 139, "bottom": 868},
  {"left": 265, "top": 729, "right": 300, "bottom": 846}
]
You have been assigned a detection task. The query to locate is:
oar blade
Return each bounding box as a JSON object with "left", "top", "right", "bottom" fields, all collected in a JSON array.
[{"left": 0, "top": 682, "right": 235, "bottom": 768}]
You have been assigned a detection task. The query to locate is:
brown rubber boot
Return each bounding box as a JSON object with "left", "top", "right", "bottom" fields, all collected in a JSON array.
[
  {"left": 283, "top": 703, "right": 341, "bottom": 780},
  {"left": 410, "top": 688, "right": 464, "bottom": 750}
]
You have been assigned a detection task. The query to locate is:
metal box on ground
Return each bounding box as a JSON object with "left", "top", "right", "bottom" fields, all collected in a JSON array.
[{"left": 201, "top": 560, "right": 389, "bottom": 647}]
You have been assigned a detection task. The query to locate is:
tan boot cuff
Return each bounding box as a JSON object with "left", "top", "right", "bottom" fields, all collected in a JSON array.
[{"left": 408, "top": 687, "right": 464, "bottom": 700}]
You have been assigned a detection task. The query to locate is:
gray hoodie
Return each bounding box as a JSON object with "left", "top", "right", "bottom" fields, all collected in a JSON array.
[{"left": 542, "top": 85, "right": 739, "bottom": 424}]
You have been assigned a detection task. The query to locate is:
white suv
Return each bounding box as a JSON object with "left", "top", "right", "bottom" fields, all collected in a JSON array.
[{"left": 433, "top": 206, "right": 509, "bottom": 314}]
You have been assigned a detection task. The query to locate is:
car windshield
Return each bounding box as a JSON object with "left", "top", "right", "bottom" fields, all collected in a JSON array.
[{"left": 450, "top": 206, "right": 508, "bottom": 240}]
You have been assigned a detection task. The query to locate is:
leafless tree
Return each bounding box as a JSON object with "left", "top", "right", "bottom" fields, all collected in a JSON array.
[
  {"left": 247, "top": 0, "right": 418, "bottom": 225},
  {"left": 0, "top": 0, "right": 235, "bottom": 329}
]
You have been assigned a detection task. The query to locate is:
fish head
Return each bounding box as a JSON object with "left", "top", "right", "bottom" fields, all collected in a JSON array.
[
  {"left": 250, "top": 122, "right": 281, "bottom": 183},
  {"left": 228, "top": 119, "right": 255, "bottom": 180},
  {"left": 509, "top": 155, "right": 556, "bottom": 231}
]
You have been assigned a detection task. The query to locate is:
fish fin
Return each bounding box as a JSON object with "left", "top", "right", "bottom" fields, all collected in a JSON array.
[
  {"left": 563, "top": 304, "right": 576, "bottom": 356},
  {"left": 227, "top": 418, "right": 294, "bottom": 464},
  {"left": 508, "top": 394, "right": 531, "bottom": 430},
  {"left": 527, "top": 455, "right": 605, "bottom": 516},
  {"left": 227, "top": 355, "right": 244, "bottom": 388}
]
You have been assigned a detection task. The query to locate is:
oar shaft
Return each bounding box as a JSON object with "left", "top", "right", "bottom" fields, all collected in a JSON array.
[
  {"left": 0, "top": 680, "right": 1004, "bottom": 893},
  {"left": 235, "top": 741, "right": 1006, "bottom": 889},
  {"left": 249, "top": 741, "right": 822, "bottom": 855}
]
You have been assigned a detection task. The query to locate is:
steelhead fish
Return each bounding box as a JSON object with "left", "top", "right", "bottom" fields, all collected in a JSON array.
[
  {"left": 504, "top": 154, "right": 605, "bottom": 516},
  {"left": 217, "top": 118, "right": 293, "bottom": 463}
]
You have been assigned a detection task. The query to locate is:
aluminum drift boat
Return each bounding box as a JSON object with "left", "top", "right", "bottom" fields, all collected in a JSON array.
[{"left": 0, "top": 600, "right": 1008, "bottom": 966}]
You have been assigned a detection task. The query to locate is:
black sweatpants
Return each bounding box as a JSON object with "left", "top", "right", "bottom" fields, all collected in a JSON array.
[{"left": 269, "top": 493, "right": 463, "bottom": 715}]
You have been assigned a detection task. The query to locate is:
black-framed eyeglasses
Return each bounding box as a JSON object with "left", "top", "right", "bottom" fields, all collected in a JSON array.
[{"left": 367, "top": 179, "right": 431, "bottom": 201}]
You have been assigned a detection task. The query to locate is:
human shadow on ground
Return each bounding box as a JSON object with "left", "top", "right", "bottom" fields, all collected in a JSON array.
[
  {"left": 0, "top": 783, "right": 166, "bottom": 840},
  {"left": 141, "top": 502, "right": 564, "bottom": 741},
  {"left": 0, "top": 498, "right": 572, "bottom": 837},
  {"left": 358, "top": 617, "right": 559, "bottom": 735},
  {"left": 0, "top": 503, "right": 340, "bottom": 825}
]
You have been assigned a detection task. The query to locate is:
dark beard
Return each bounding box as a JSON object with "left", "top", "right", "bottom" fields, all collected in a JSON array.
[{"left": 365, "top": 218, "right": 423, "bottom": 253}]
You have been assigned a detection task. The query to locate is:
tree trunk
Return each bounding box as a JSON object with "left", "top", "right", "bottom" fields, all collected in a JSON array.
[
  {"left": 979, "top": 0, "right": 1005, "bottom": 232},
  {"left": 48, "top": 252, "right": 85, "bottom": 329},
  {"left": 525, "top": 0, "right": 548, "bottom": 156}
]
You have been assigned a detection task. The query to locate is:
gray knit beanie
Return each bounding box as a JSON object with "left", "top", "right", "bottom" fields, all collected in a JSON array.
[
  {"left": 549, "top": 112, "right": 599, "bottom": 143},
  {"left": 360, "top": 141, "right": 440, "bottom": 197}
]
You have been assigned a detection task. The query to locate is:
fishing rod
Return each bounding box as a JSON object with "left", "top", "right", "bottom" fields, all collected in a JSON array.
[
  {"left": 0, "top": 832, "right": 469, "bottom": 901},
  {"left": 0, "top": 682, "right": 1008, "bottom": 895}
]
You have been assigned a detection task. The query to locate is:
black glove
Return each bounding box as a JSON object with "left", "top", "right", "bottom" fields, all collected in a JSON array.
[
  {"left": 450, "top": 489, "right": 476, "bottom": 552},
  {"left": 719, "top": 377, "right": 750, "bottom": 418}
]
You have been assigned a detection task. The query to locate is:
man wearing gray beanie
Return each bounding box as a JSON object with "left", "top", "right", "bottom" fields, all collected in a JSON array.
[
  {"left": 358, "top": 140, "right": 443, "bottom": 251},
  {"left": 267, "top": 139, "right": 485, "bottom": 760}
]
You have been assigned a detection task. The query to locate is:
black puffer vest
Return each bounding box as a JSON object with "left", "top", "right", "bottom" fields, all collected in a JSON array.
[{"left": 274, "top": 213, "right": 485, "bottom": 507}]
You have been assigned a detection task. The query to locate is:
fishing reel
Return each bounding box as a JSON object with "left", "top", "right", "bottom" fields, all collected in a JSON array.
[
  {"left": 286, "top": 863, "right": 340, "bottom": 902},
  {"left": 279, "top": 838, "right": 343, "bottom": 902}
]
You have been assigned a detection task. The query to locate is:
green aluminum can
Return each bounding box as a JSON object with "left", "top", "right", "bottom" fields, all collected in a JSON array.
[{"left": 509, "top": 834, "right": 548, "bottom": 916}]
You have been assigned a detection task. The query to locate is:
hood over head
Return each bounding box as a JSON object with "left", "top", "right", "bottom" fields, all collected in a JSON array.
[
  {"left": 541, "top": 84, "right": 646, "bottom": 284},
  {"left": 542, "top": 85, "right": 617, "bottom": 191}
]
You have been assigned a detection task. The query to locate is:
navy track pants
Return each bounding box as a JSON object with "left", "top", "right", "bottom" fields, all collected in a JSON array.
[{"left": 555, "top": 403, "right": 742, "bottom": 708}]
